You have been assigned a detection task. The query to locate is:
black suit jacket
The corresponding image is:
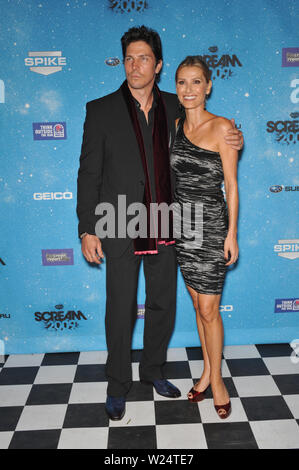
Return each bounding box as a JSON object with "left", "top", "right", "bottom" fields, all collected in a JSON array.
[{"left": 76, "top": 84, "right": 180, "bottom": 258}]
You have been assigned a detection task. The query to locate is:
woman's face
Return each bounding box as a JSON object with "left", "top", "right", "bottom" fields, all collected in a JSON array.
[{"left": 176, "top": 65, "right": 212, "bottom": 110}]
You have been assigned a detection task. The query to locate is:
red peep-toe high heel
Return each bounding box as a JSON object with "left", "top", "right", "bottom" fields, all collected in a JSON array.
[
  {"left": 187, "top": 385, "right": 209, "bottom": 403},
  {"left": 214, "top": 400, "right": 231, "bottom": 419}
]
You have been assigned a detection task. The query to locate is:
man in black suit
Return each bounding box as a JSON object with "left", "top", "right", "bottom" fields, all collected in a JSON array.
[{"left": 77, "top": 25, "right": 243, "bottom": 421}]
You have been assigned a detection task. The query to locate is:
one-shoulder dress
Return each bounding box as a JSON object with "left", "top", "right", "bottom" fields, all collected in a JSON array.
[{"left": 170, "top": 118, "right": 228, "bottom": 295}]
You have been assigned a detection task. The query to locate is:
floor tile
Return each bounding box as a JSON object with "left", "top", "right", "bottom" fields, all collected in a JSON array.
[
  {"left": 188, "top": 360, "right": 204, "bottom": 379},
  {"left": 163, "top": 361, "right": 192, "bottom": 379},
  {"left": 256, "top": 343, "right": 293, "bottom": 358},
  {"left": 186, "top": 347, "right": 204, "bottom": 361},
  {"left": 0, "top": 367, "right": 39, "bottom": 386},
  {"left": 0, "top": 407, "right": 24, "bottom": 432},
  {"left": 78, "top": 350, "right": 107, "bottom": 365},
  {"left": 126, "top": 381, "right": 154, "bottom": 402},
  {"left": 131, "top": 350, "right": 143, "bottom": 363},
  {"left": 58, "top": 427, "right": 108, "bottom": 449},
  {"left": 273, "top": 374, "right": 299, "bottom": 394},
  {"left": 0, "top": 356, "right": 8, "bottom": 367},
  {"left": 63, "top": 403, "right": 109, "bottom": 428},
  {"left": 226, "top": 358, "right": 270, "bottom": 376},
  {"left": 156, "top": 423, "right": 207, "bottom": 449},
  {"left": 16, "top": 405, "right": 67, "bottom": 431},
  {"left": 41, "top": 352, "right": 80, "bottom": 366},
  {"left": 202, "top": 377, "right": 238, "bottom": 400},
  {"left": 199, "top": 397, "right": 247, "bottom": 424},
  {"left": 189, "top": 359, "right": 231, "bottom": 379},
  {"left": 4, "top": 354, "right": 44, "bottom": 368},
  {"left": 34, "top": 365, "right": 77, "bottom": 384},
  {"left": 203, "top": 421, "right": 258, "bottom": 449},
  {"left": 166, "top": 348, "right": 188, "bottom": 362},
  {"left": 233, "top": 375, "right": 281, "bottom": 397},
  {"left": 26, "top": 383, "right": 72, "bottom": 405},
  {"left": 9, "top": 429, "right": 61, "bottom": 449},
  {"left": 0, "top": 432, "right": 13, "bottom": 449},
  {"left": 250, "top": 419, "right": 299, "bottom": 449},
  {"left": 69, "top": 382, "right": 107, "bottom": 404},
  {"left": 155, "top": 399, "right": 201, "bottom": 425},
  {"left": 109, "top": 401, "right": 155, "bottom": 427},
  {"left": 241, "top": 395, "right": 294, "bottom": 421},
  {"left": 108, "top": 426, "right": 156, "bottom": 449},
  {"left": 223, "top": 345, "right": 261, "bottom": 359},
  {"left": 74, "top": 364, "right": 106, "bottom": 383},
  {"left": 263, "top": 357, "right": 299, "bottom": 375},
  {"left": 132, "top": 362, "right": 140, "bottom": 382},
  {"left": 0, "top": 385, "right": 32, "bottom": 407},
  {"left": 283, "top": 395, "right": 299, "bottom": 419}
]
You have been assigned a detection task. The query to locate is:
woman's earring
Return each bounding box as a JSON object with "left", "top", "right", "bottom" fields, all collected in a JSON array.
[
  {"left": 204, "top": 93, "right": 211, "bottom": 109},
  {"left": 178, "top": 98, "right": 184, "bottom": 112}
]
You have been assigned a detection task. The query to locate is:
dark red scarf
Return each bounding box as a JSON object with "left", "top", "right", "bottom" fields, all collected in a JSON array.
[{"left": 121, "top": 80, "right": 174, "bottom": 254}]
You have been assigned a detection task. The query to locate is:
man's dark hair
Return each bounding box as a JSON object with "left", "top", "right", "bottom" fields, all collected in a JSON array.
[{"left": 121, "top": 25, "right": 163, "bottom": 65}]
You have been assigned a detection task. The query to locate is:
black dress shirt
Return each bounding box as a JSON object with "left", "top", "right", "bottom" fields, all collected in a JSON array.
[{"left": 134, "top": 94, "right": 157, "bottom": 203}]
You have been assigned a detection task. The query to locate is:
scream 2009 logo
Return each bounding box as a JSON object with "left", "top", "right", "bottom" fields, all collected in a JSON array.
[
  {"left": 108, "top": 0, "right": 148, "bottom": 13},
  {"left": 199, "top": 46, "right": 242, "bottom": 80},
  {"left": 34, "top": 305, "right": 88, "bottom": 331},
  {"left": 267, "top": 113, "right": 299, "bottom": 145}
]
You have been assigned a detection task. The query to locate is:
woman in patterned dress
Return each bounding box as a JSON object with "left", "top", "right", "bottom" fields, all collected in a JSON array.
[{"left": 171, "top": 56, "right": 239, "bottom": 419}]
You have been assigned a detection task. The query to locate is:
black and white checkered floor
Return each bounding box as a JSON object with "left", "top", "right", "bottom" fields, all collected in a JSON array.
[{"left": 0, "top": 343, "right": 299, "bottom": 449}]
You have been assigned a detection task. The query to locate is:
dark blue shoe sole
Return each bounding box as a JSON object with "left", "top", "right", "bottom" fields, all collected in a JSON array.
[{"left": 105, "top": 406, "right": 126, "bottom": 421}]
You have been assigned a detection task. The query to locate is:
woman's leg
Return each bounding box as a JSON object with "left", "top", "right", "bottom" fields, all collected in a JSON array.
[
  {"left": 186, "top": 285, "right": 210, "bottom": 394},
  {"left": 197, "top": 293, "right": 230, "bottom": 416}
]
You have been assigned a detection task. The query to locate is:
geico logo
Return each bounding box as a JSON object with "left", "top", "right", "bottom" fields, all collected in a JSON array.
[
  {"left": 219, "top": 305, "right": 233, "bottom": 312},
  {"left": 25, "top": 57, "right": 66, "bottom": 66},
  {"left": 33, "top": 192, "right": 73, "bottom": 200},
  {"left": 266, "top": 120, "right": 299, "bottom": 133}
]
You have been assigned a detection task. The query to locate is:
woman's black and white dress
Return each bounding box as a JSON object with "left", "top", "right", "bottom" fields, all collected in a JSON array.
[{"left": 171, "top": 118, "right": 228, "bottom": 295}]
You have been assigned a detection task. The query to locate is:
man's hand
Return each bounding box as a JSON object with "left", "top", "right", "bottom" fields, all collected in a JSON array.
[
  {"left": 81, "top": 234, "right": 104, "bottom": 264},
  {"left": 224, "top": 235, "right": 239, "bottom": 266},
  {"left": 224, "top": 118, "right": 244, "bottom": 151}
]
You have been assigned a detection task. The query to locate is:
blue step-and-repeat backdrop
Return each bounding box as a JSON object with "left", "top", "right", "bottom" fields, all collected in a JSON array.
[{"left": 0, "top": 0, "right": 298, "bottom": 355}]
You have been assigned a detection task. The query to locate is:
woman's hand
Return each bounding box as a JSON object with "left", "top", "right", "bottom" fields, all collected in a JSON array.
[{"left": 224, "top": 235, "right": 239, "bottom": 266}]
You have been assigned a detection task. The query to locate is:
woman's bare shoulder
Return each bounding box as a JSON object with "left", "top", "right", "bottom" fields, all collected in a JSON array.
[{"left": 211, "top": 116, "right": 234, "bottom": 132}]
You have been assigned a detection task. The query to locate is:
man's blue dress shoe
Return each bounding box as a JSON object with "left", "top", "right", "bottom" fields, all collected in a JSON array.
[
  {"left": 105, "top": 396, "right": 126, "bottom": 421},
  {"left": 152, "top": 379, "right": 181, "bottom": 398}
]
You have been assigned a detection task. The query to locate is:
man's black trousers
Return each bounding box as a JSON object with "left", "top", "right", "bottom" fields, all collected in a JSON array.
[{"left": 105, "top": 241, "right": 177, "bottom": 397}]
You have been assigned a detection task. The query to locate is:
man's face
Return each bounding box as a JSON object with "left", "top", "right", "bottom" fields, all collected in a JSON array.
[{"left": 124, "top": 40, "right": 162, "bottom": 91}]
